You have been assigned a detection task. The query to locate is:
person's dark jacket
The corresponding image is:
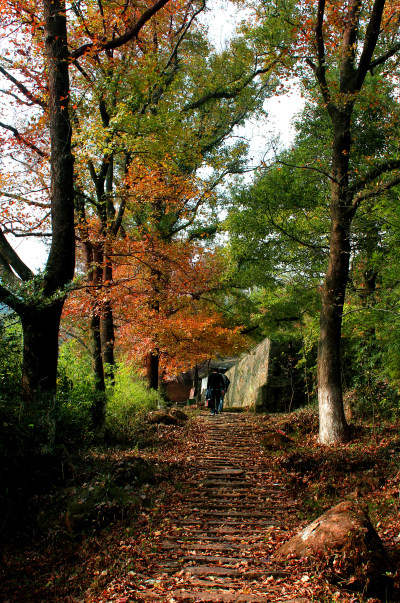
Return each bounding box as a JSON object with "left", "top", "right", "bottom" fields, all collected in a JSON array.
[
  {"left": 222, "top": 374, "right": 230, "bottom": 391},
  {"left": 207, "top": 372, "right": 225, "bottom": 391}
]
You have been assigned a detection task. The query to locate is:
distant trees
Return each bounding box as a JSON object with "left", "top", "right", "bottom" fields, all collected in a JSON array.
[{"left": 0, "top": 0, "right": 275, "bottom": 416}]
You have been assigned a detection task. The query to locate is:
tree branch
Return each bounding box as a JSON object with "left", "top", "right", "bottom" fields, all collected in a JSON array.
[
  {"left": 0, "top": 121, "right": 48, "bottom": 158},
  {"left": 70, "top": 0, "right": 171, "bottom": 59},
  {"left": 0, "top": 229, "right": 34, "bottom": 281},
  {"left": 0, "top": 66, "right": 47, "bottom": 109},
  {"left": 356, "top": 0, "right": 386, "bottom": 89},
  {"left": 0, "top": 282, "right": 22, "bottom": 312},
  {"left": 348, "top": 158, "right": 400, "bottom": 198},
  {"left": 340, "top": 0, "right": 361, "bottom": 91},
  {"left": 352, "top": 175, "right": 400, "bottom": 210},
  {"left": 183, "top": 65, "right": 273, "bottom": 112},
  {"left": 313, "top": 0, "right": 331, "bottom": 106},
  {"left": 276, "top": 159, "right": 334, "bottom": 181},
  {"left": 369, "top": 42, "right": 400, "bottom": 71}
]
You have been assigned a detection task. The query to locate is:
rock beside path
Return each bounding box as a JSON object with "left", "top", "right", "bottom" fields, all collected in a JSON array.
[
  {"left": 276, "top": 499, "right": 387, "bottom": 589},
  {"left": 261, "top": 431, "right": 293, "bottom": 450}
]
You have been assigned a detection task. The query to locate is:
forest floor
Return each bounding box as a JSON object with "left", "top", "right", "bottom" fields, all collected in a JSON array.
[{"left": 1, "top": 407, "right": 400, "bottom": 603}]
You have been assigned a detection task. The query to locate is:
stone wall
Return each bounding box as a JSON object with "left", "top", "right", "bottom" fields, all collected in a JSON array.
[
  {"left": 224, "top": 338, "right": 271, "bottom": 411},
  {"left": 224, "top": 338, "right": 307, "bottom": 412}
]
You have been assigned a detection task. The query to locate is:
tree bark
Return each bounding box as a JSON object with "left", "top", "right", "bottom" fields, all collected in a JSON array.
[
  {"left": 100, "top": 254, "right": 115, "bottom": 382},
  {"left": 89, "top": 310, "right": 105, "bottom": 392},
  {"left": 146, "top": 350, "right": 159, "bottom": 390},
  {"left": 318, "top": 216, "right": 351, "bottom": 443},
  {"left": 43, "top": 0, "right": 75, "bottom": 296},
  {"left": 19, "top": 0, "right": 75, "bottom": 403},
  {"left": 318, "top": 110, "right": 352, "bottom": 444},
  {"left": 21, "top": 301, "right": 64, "bottom": 400},
  {"left": 100, "top": 300, "right": 115, "bottom": 376}
]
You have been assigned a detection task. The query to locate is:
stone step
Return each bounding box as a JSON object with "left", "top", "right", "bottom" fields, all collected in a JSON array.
[
  {"left": 183, "top": 566, "right": 257, "bottom": 578},
  {"left": 160, "top": 542, "right": 239, "bottom": 551},
  {"left": 208, "top": 469, "right": 245, "bottom": 476},
  {"left": 196, "top": 511, "right": 269, "bottom": 518},
  {"left": 200, "top": 481, "right": 252, "bottom": 488},
  {"left": 175, "top": 519, "right": 275, "bottom": 528},
  {"left": 181, "top": 554, "right": 252, "bottom": 563},
  {"left": 168, "top": 526, "right": 275, "bottom": 536},
  {"left": 168, "top": 591, "right": 270, "bottom": 602}
]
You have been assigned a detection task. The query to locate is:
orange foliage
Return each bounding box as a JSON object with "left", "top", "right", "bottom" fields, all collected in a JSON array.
[{"left": 65, "top": 162, "right": 248, "bottom": 376}]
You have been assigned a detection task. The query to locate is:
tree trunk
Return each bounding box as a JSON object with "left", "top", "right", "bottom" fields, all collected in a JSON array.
[
  {"left": 146, "top": 350, "right": 159, "bottom": 390},
  {"left": 100, "top": 300, "right": 115, "bottom": 379},
  {"left": 318, "top": 110, "right": 352, "bottom": 444},
  {"left": 16, "top": 0, "right": 75, "bottom": 406},
  {"left": 100, "top": 257, "right": 115, "bottom": 382},
  {"left": 318, "top": 214, "right": 351, "bottom": 443},
  {"left": 89, "top": 310, "right": 105, "bottom": 392},
  {"left": 43, "top": 0, "right": 75, "bottom": 296},
  {"left": 20, "top": 301, "right": 64, "bottom": 401}
]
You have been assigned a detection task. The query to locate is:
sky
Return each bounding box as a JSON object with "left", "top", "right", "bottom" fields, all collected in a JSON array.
[{"left": 203, "top": 0, "right": 305, "bottom": 160}]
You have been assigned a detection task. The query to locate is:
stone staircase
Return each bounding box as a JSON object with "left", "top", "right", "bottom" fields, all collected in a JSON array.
[{"left": 130, "top": 412, "right": 299, "bottom": 602}]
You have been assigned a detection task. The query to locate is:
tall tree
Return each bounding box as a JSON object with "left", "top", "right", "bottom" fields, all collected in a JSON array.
[
  {"left": 248, "top": 0, "right": 400, "bottom": 443},
  {"left": 0, "top": 0, "right": 173, "bottom": 406},
  {"left": 306, "top": 0, "right": 400, "bottom": 443}
]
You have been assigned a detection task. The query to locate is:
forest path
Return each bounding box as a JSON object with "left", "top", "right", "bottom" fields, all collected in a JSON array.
[{"left": 117, "top": 411, "right": 304, "bottom": 603}]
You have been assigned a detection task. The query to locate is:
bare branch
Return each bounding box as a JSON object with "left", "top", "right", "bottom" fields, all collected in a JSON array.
[
  {"left": 0, "top": 65, "right": 47, "bottom": 109},
  {"left": 0, "top": 121, "right": 48, "bottom": 158},
  {"left": 0, "top": 191, "right": 50, "bottom": 208},
  {"left": 276, "top": 159, "right": 334, "bottom": 181},
  {"left": 0, "top": 228, "right": 34, "bottom": 281},
  {"left": 71, "top": 0, "right": 171, "bottom": 59}
]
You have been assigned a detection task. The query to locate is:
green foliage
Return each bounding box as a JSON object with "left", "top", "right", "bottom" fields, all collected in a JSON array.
[
  {"left": 0, "top": 311, "right": 22, "bottom": 404},
  {"left": 55, "top": 339, "right": 96, "bottom": 444},
  {"left": 105, "top": 363, "right": 159, "bottom": 443},
  {"left": 56, "top": 342, "right": 159, "bottom": 445}
]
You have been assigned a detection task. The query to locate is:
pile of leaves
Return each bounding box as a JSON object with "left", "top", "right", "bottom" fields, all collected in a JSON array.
[{"left": 0, "top": 411, "right": 190, "bottom": 601}]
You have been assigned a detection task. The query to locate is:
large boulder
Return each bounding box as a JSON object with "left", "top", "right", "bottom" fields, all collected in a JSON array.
[{"left": 276, "top": 500, "right": 387, "bottom": 589}]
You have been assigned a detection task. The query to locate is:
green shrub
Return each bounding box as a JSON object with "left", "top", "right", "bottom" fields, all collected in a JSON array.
[
  {"left": 55, "top": 339, "right": 96, "bottom": 445},
  {"left": 105, "top": 363, "right": 159, "bottom": 443},
  {"left": 0, "top": 311, "right": 23, "bottom": 406}
]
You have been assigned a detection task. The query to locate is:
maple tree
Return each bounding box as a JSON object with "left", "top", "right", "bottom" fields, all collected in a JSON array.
[
  {"left": 66, "top": 160, "right": 247, "bottom": 401},
  {"left": 69, "top": 1, "right": 277, "bottom": 393}
]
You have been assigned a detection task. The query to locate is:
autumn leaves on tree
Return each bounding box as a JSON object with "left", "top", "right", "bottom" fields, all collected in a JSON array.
[{"left": 0, "top": 0, "right": 262, "bottom": 412}]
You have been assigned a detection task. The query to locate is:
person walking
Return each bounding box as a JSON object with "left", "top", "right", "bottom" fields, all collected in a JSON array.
[
  {"left": 206, "top": 368, "right": 225, "bottom": 415},
  {"left": 218, "top": 370, "right": 230, "bottom": 413}
]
